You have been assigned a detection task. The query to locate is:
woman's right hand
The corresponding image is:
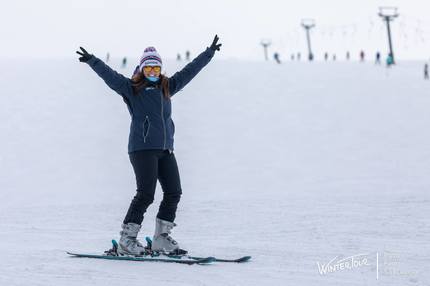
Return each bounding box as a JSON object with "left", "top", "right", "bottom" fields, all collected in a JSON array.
[
  {"left": 76, "top": 47, "right": 93, "bottom": 62},
  {"left": 209, "top": 35, "right": 222, "bottom": 52}
]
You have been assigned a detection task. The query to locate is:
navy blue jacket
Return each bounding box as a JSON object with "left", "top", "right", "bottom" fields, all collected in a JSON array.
[{"left": 86, "top": 48, "right": 215, "bottom": 153}]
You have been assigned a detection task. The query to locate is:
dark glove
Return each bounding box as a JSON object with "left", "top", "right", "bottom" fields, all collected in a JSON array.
[
  {"left": 76, "top": 47, "right": 93, "bottom": 62},
  {"left": 209, "top": 35, "right": 222, "bottom": 52}
]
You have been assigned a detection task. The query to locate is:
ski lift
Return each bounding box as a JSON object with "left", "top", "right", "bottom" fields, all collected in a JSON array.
[{"left": 378, "top": 7, "right": 399, "bottom": 19}]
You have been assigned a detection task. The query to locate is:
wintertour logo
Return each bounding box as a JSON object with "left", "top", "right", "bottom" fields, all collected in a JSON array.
[
  {"left": 317, "top": 251, "right": 418, "bottom": 280},
  {"left": 317, "top": 253, "right": 370, "bottom": 275}
]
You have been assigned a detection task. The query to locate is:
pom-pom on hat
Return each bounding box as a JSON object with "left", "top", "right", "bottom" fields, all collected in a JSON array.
[{"left": 139, "top": 47, "right": 162, "bottom": 72}]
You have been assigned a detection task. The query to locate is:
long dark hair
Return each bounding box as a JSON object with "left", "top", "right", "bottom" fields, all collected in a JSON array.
[{"left": 131, "top": 69, "right": 170, "bottom": 99}]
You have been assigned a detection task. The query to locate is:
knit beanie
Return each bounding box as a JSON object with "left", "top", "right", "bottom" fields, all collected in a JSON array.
[{"left": 139, "top": 47, "right": 162, "bottom": 72}]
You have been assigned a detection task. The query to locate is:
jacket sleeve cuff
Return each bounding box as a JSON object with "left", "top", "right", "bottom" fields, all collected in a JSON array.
[
  {"left": 205, "top": 47, "right": 216, "bottom": 58},
  {"left": 86, "top": 55, "right": 99, "bottom": 66}
]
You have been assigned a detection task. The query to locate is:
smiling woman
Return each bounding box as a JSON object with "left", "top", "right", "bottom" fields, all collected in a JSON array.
[{"left": 75, "top": 35, "right": 222, "bottom": 257}]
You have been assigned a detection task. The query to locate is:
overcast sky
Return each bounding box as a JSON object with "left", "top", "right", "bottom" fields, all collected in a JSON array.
[{"left": 1, "top": 0, "right": 429, "bottom": 61}]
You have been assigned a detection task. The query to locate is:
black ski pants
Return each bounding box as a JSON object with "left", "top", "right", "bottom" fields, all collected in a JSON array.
[{"left": 123, "top": 149, "right": 182, "bottom": 225}]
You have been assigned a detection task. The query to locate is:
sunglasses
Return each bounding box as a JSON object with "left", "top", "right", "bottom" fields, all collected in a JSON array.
[{"left": 143, "top": 66, "right": 161, "bottom": 73}]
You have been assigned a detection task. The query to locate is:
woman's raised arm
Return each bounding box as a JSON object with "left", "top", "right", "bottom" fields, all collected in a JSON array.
[
  {"left": 77, "top": 47, "right": 133, "bottom": 99},
  {"left": 169, "top": 35, "right": 222, "bottom": 96}
]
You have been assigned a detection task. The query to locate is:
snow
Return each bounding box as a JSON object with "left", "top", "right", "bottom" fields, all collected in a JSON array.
[{"left": 0, "top": 57, "right": 429, "bottom": 286}]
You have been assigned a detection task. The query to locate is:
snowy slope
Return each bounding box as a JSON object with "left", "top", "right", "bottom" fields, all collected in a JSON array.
[{"left": 0, "top": 58, "right": 429, "bottom": 286}]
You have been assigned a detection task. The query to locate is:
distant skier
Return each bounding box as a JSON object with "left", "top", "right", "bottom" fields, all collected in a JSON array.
[
  {"left": 332, "top": 54, "right": 337, "bottom": 61},
  {"left": 324, "top": 52, "right": 329, "bottom": 61},
  {"left": 425, "top": 63, "right": 429, "bottom": 80},
  {"left": 76, "top": 35, "right": 222, "bottom": 256},
  {"left": 375, "top": 52, "right": 381, "bottom": 65},
  {"left": 122, "top": 57, "right": 127, "bottom": 68},
  {"left": 297, "top": 52, "right": 301, "bottom": 61},
  {"left": 106, "top": 52, "right": 110, "bottom": 63},
  {"left": 185, "top": 50, "right": 190, "bottom": 61},
  {"left": 360, "top": 50, "right": 365, "bottom": 62},
  {"left": 291, "top": 54, "right": 295, "bottom": 61},
  {"left": 176, "top": 53, "right": 181, "bottom": 61},
  {"left": 273, "top": 52, "right": 281, "bottom": 64},
  {"left": 346, "top": 51, "right": 350, "bottom": 61}
]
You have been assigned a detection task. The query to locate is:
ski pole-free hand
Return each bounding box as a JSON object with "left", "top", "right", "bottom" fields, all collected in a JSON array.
[
  {"left": 210, "top": 35, "right": 222, "bottom": 52},
  {"left": 76, "top": 47, "right": 93, "bottom": 62}
]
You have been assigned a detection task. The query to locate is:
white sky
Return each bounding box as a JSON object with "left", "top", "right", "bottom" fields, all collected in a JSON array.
[{"left": 1, "top": 0, "right": 429, "bottom": 60}]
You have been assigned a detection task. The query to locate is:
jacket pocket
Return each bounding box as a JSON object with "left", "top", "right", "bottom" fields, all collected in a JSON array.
[{"left": 143, "top": 116, "right": 151, "bottom": 143}]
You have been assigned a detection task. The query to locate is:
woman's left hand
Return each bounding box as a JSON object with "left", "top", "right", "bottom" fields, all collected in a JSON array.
[{"left": 210, "top": 35, "right": 222, "bottom": 52}]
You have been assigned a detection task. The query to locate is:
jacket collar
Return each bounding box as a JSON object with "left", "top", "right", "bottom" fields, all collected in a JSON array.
[{"left": 144, "top": 76, "right": 160, "bottom": 87}]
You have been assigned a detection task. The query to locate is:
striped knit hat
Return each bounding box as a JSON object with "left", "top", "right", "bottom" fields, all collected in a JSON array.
[{"left": 139, "top": 47, "right": 162, "bottom": 72}]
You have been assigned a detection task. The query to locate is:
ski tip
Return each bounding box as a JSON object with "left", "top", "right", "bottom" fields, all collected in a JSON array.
[{"left": 238, "top": 256, "right": 252, "bottom": 262}]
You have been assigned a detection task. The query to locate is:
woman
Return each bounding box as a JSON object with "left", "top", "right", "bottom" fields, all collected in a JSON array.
[{"left": 76, "top": 35, "right": 222, "bottom": 255}]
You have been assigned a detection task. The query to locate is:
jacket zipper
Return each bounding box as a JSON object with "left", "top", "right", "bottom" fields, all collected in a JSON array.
[
  {"left": 143, "top": 116, "right": 150, "bottom": 143},
  {"left": 160, "top": 94, "right": 166, "bottom": 149}
]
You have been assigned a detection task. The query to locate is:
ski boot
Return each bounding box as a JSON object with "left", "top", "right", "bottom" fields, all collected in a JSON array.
[
  {"left": 152, "top": 218, "right": 187, "bottom": 255},
  {"left": 117, "top": 223, "right": 147, "bottom": 256}
]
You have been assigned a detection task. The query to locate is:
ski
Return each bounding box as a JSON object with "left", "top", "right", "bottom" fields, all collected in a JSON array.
[
  {"left": 188, "top": 255, "right": 251, "bottom": 263},
  {"left": 66, "top": 252, "right": 215, "bottom": 265},
  {"left": 145, "top": 237, "right": 252, "bottom": 263},
  {"left": 68, "top": 238, "right": 251, "bottom": 265}
]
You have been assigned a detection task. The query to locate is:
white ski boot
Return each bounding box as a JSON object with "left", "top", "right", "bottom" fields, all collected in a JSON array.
[
  {"left": 152, "top": 218, "right": 187, "bottom": 255},
  {"left": 117, "top": 223, "right": 146, "bottom": 255}
]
